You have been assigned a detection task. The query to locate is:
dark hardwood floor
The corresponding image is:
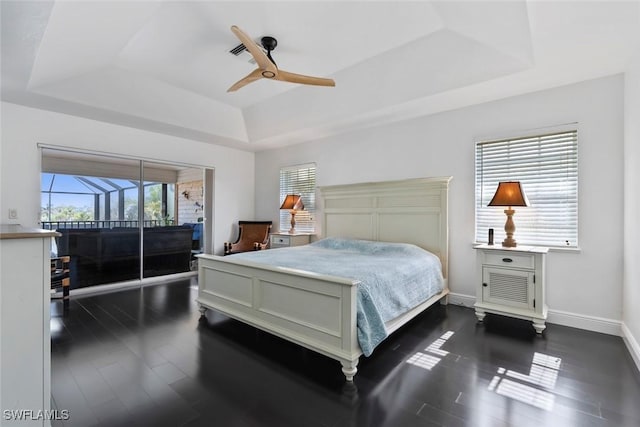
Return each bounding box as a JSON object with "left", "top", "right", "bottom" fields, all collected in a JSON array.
[{"left": 50, "top": 278, "right": 640, "bottom": 427}]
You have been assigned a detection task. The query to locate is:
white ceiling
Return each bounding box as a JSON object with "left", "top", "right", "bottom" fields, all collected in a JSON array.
[{"left": 2, "top": 1, "right": 639, "bottom": 151}]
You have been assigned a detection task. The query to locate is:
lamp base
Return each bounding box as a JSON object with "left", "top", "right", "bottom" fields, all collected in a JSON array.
[
  {"left": 502, "top": 237, "right": 517, "bottom": 248},
  {"left": 502, "top": 208, "right": 517, "bottom": 247},
  {"left": 289, "top": 210, "right": 297, "bottom": 234}
]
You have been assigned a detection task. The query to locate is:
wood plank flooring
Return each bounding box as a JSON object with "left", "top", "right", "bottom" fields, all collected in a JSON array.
[{"left": 50, "top": 278, "right": 640, "bottom": 427}]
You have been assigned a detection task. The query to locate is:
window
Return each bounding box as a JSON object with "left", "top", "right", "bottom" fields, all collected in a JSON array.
[
  {"left": 475, "top": 130, "right": 578, "bottom": 248},
  {"left": 279, "top": 163, "right": 316, "bottom": 233}
]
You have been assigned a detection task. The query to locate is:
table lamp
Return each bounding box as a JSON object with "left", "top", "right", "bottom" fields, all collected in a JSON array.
[
  {"left": 488, "top": 181, "right": 529, "bottom": 248},
  {"left": 280, "top": 194, "right": 304, "bottom": 234}
]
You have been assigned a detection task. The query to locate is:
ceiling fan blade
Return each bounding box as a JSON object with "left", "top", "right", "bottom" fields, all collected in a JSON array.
[
  {"left": 227, "top": 68, "right": 264, "bottom": 92},
  {"left": 230, "top": 25, "right": 277, "bottom": 75},
  {"left": 276, "top": 70, "right": 335, "bottom": 87}
]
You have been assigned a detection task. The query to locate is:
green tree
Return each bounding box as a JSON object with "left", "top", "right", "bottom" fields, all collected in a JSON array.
[
  {"left": 42, "top": 205, "right": 93, "bottom": 221},
  {"left": 144, "top": 185, "right": 163, "bottom": 220},
  {"left": 123, "top": 184, "right": 173, "bottom": 224}
]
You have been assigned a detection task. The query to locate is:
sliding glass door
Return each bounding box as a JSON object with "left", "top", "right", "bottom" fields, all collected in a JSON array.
[
  {"left": 142, "top": 161, "right": 202, "bottom": 279},
  {"left": 41, "top": 148, "right": 212, "bottom": 291}
]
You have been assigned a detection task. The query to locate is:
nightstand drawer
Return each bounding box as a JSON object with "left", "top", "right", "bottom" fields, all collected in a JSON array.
[
  {"left": 483, "top": 252, "right": 535, "bottom": 269},
  {"left": 270, "top": 233, "right": 312, "bottom": 248},
  {"left": 271, "top": 235, "right": 290, "bottom": 246}
]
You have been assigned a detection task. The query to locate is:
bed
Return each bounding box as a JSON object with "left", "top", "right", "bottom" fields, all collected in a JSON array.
[{"left": 197, "top": 176, "right": 451, "bottom": 381}]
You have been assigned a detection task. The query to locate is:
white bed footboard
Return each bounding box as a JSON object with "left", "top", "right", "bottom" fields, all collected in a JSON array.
[{"left": 196, "top": 254, "right": 363, "bottom": 380}]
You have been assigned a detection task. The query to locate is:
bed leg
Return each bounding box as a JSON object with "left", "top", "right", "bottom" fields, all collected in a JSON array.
[
  {"left": 439, "top": 294, "right": 449, "bottom": 305},
  {"left": 340, "top": 359, "right": 359, "bottom": 382},
  {"left": 198, "top": 304, "right": 208, "bottom": 318}
]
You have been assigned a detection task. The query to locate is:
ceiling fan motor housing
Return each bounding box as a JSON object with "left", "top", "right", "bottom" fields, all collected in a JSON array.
[{"left": 260, "top": 36, "right": 278, "bottom": 51}]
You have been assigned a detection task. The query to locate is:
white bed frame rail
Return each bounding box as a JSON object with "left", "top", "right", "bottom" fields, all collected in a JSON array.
[{"left": 197, "top": 176, "right": 451, "bottom": 381}]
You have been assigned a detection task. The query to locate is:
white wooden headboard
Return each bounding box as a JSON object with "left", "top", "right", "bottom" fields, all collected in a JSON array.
[{"left": 318, "top": 176, "right": 451, "bottom": 279}]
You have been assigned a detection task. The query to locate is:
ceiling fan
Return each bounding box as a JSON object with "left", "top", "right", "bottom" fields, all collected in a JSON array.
[{"left": 227, "top": 25, "right": 336, "bottom": 92}]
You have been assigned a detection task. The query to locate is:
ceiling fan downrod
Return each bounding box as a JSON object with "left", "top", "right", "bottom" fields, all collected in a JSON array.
[{"left": 260, "top": 36, "right": 278, "bottom": 68}]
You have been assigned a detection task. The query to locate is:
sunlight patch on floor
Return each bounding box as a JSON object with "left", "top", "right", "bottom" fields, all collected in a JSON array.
[
  {"left": 406, "top": 331, "right": 455, "bottom": 371},
  {"left": 488, "top": 352, "right": 562, "bottom": 411}
]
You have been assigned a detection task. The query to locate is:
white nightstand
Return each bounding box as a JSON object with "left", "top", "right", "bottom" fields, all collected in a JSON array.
[
  {"left": 270, "top": 232, "right": 312, "bottom": 249},
  {"left": 474, "top": 244, "right": 548, "bottom": 333}
]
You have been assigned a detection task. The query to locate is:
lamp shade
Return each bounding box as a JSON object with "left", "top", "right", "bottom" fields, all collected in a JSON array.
[
  {"left": 280, "top": 194, "right": 304, "bottom": 210},
  {"left": 488, "top": 181, "right": 529, "bottom": 207}
]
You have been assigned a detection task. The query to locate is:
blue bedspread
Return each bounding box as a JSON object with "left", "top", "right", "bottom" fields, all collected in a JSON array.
[{"left": 228, "top": 237, "right": 444, "bottom": 356}]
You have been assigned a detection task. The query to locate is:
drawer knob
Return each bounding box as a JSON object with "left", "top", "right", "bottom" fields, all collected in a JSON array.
[
  {"left": 502, "top": 258, "right": 513, "bottom": 263},
  {"left": 482, "top": 283, "right": 488, "bottom": 287}
]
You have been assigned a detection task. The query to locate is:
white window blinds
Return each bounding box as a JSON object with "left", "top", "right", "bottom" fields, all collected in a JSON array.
[
  {"left": 475, "top": 130, "right": 578, "bottom": 248},
  {"left": 279, "top": 163, "right": 316, "bottom": 232}
]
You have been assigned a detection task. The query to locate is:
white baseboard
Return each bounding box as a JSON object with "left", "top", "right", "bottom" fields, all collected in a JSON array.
[
  {"left": 69, "top": 271, "right": 197, "bottom": 298},
  {"left": 546, "top": 309, "right": 622, "bottom": 336},
  {"left": 622, "top": 322, "right": 640, "bottom": 373},
  {"left": 448, "top": 292, "right": 476, "bottom": 308},
  {"left": 447, "top": 292, "right": 623, "bottom": 336}
]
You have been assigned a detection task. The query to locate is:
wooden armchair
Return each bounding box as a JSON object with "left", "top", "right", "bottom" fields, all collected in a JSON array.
[{"left": 224, "top": 221, "right": 272, "bottom": 255}]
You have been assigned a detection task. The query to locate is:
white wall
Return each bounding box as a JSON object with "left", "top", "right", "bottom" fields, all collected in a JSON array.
[
  {"left": 623, "top": 50, "right": 640, "bottom": 367},
  {"left": 0, "top": 102, "right": 255, "bottom": 255},
  {"left": 255, "top": 75, "right": 625, "bottom": 333}
]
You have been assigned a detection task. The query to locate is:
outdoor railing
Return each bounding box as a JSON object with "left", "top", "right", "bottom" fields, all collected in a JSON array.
[{"left": 41, "top": 220, "right": 176, "bottom": 230}]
